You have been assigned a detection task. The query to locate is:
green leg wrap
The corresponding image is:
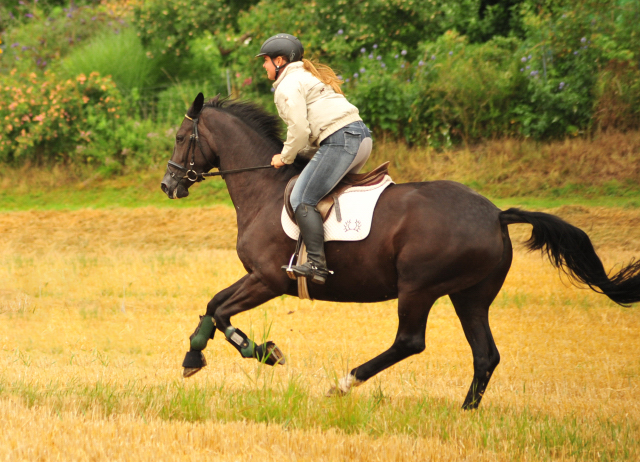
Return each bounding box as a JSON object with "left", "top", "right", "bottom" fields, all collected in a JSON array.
[
  {"left": 224, "top": 327, "right": 256, "bottom": 358},
  {"left": 189, "top": 315, "right": 216, "bottom": 351}
]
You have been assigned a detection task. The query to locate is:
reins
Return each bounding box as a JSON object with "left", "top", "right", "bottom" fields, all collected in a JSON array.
[{"left": 167, "top": 113, "right": 273, "bottom": 182}]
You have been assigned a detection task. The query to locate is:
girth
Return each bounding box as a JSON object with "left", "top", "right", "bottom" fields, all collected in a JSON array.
[{"left": 284, "top": 161, "right": 390, "bottom": 223}]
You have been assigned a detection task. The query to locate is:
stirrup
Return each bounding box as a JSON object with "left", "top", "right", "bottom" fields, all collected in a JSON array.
[{"left": 286, "top": 262, "right": 331, "bottom": 285}]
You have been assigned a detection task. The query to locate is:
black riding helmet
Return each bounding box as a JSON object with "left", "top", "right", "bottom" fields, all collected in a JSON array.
[
  {"left": 256, "top": 33, "right": 304, "bottom": 62},
  {"left": 256, "top": 34, "right": 304, "bottom": 79}
]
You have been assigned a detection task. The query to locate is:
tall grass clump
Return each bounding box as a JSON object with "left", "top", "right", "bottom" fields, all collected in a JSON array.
[{"left": 61, "top": 27, "right": 160, "bottom": 96}]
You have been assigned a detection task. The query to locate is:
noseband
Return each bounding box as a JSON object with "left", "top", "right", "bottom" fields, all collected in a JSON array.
[{"left": 167, "top": 113, "right": 273, "bottom": 183}]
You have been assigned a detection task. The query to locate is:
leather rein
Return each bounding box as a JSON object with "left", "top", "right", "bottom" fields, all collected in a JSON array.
[{"left": 167, "top": 113, "right": 273, "bottom": 183}]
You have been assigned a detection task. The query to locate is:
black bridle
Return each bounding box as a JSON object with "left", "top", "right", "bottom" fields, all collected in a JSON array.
[{"left": 167, "top": 113, "right": 273, "bottom": 183}]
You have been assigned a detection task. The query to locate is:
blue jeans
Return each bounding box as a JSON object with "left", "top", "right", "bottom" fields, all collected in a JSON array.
[{"left": 290, "top": 121, "right": 371, "bottom": 211}]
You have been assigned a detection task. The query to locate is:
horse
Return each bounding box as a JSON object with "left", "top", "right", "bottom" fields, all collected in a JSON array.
[{"left": 160, "top": 93, "right": 640, "bottom": 409}]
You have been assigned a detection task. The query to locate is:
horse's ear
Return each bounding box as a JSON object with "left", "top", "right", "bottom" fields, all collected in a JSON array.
[{"left": 187, "top": 92, "right": 205, "bottom": 118}]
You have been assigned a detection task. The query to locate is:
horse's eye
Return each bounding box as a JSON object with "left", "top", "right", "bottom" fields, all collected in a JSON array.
[{"left": 176, "top": 135, "right": 185, "bottom": 142}]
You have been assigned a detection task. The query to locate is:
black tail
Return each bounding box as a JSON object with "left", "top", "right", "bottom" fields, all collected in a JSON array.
[{"left": 500, "top": 208, "right": 640, "bottom": 306}]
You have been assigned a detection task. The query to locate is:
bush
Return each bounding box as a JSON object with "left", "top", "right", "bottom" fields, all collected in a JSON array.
[
  {"left": 410, "top": 33, "right": 522, "bottom": 145},
  {"left": 0, "top": 70, "right": 126, "bottom": 165}
]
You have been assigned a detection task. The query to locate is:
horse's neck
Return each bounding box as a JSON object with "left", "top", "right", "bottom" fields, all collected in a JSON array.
[{"left": 218, "top": 136, "right": 293, "bottom": 229}]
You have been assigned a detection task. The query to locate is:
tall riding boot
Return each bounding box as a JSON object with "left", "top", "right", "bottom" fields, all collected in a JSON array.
[{"left": 287, "top": 203, "right": 330, "bottom": 284}]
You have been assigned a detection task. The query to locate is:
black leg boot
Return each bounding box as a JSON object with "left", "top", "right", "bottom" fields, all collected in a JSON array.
[{"left": 287, "top": 203, "right": 330, "bottom": 284}]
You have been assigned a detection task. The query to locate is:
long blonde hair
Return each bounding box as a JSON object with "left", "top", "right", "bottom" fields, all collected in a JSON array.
[{"left": 301, "top": 58, "right": 344, "bottom": 95}]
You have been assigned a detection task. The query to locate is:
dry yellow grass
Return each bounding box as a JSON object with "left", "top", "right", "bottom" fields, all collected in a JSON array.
[{"left": 1, "top": 206, "right": 639, "bottom": 460}]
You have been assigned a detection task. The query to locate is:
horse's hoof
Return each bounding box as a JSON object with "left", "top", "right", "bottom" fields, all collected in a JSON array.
[
  {"left": 183, "top": 367, "right": 203, "bottom": 378},
  {"left": 256, "top": 341, "right": 286, "bottom": 366},
  {"left": 182, "top": 350, "right": 207, "bottom": 371},
  {"left": 325, "top": 386, "right": 348, "bottom": 397}
]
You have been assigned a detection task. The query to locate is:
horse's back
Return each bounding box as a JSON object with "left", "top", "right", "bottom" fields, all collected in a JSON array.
[
  {"left": 375, "top": 180, "right": 502, "bottom": 230},
  {"left": 365, "top": 180, "right": 507, "bottom": 293}
]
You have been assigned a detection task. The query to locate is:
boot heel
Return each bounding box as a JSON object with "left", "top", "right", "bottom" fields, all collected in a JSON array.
[{"left": 311, "top": 273, "right": 327, "bottom": 284}]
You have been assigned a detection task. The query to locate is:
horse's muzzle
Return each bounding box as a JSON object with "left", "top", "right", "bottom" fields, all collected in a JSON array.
[{"left": 161, "top": 172, "right": 190, "bottom": 199}]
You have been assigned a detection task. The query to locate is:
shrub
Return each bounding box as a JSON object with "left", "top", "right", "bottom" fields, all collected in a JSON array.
[
  {"left": 0, "top": 69, "right": 127, "bottom": 165},
  {"left": 410, "top": 33, "right": 522, "bottom": 145}
]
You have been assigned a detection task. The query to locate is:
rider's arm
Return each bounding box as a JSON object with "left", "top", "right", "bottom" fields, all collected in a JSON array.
[{"left": 274, "top": 82, "right": 311, "bottom": 164}]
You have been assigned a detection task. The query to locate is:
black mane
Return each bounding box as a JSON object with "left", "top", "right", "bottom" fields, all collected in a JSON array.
[{"left": 204, "top": 96, "right": 284, "bottom": 150}]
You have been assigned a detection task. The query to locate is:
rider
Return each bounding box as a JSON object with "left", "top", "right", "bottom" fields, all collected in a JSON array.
[{"left": 257, "top": 33, "right": 372, "bottom": 285}]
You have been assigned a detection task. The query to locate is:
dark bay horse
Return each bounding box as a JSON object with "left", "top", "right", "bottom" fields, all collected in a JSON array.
[{"left": 161, "top": 93, "right": 640, "bottom": 409}]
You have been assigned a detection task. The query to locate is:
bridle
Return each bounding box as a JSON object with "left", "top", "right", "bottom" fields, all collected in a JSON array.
[{"left": 167, "top": 112, "right": 273, "bottom": 183}]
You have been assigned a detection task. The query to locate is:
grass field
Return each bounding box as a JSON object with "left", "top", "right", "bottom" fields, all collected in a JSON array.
[{"left": 1, "top": 204, "right": 639, "bottom": 461}]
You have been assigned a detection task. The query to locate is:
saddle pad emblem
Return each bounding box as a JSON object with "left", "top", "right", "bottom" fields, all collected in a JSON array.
[{"left": 281, "top": 175, "right": 394, "bottom": 242}]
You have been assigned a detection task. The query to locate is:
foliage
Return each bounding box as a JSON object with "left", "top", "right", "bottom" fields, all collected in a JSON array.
[
  {"left": 0, "top": 2, "right": 128, "bottom": 74},
  {"left": 60, "top": 27, "right": 161, "bottom": 96},
  {"left": 0, "top": 70, "right": 127, "bottom": 165},
  {"left": 2, "top": 0, "right": 640, "bottom": 169}
]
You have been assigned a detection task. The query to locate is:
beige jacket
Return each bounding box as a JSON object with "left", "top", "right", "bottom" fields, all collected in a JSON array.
[{"left": 272, "top": 61, "right": 362, "bottom": 164}]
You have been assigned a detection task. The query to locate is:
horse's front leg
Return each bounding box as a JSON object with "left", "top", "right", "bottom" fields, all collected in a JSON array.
[
  {"left": 182, "top": 275, "right": 250, "bottom": 377},
  {"left": 182, "top": 273, "right": 285, "bottom": 377}
]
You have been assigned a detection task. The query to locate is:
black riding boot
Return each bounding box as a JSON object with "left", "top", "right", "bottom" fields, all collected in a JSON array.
[{"left": 287, "top": 203, "right": 330, "bottom": 284}]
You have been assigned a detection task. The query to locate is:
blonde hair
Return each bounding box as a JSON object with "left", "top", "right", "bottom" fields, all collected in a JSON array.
[{"left": 301, "top": 58, "right": 344, "bottom": 95}]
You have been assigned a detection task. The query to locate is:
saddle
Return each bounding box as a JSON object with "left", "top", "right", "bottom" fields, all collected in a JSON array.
[{"left": 284, "top": 161, "right": 390, "bottom": 223}]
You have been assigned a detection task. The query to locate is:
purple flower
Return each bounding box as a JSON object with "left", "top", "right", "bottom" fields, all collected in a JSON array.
[
  {"left": 25, "top": 13, "right": 34, "bottom": 18},
  {"left": 368, "top": 53, "right": 373, "bottom": 59},
  {"left": 345, "top": 78, "right": 350, "bottom": 82},
  {"left": 360, "top": 67, "right": 366, "bottom": 73},
  {"left": 401, "top": 64, "right": 405, "bottom": 68},
  {"left": 394, "top": 54, "right": 398, "bottom": 59},
  {"left": 448, "top": 51, "right": 453, "bottom": 56},
  {"left": 528, "top": 54, "right": 532, "bottom": 60},
  {"left": 526, "top": 65, "right": 530, "bottom": 70},
  {"left": 401, "top": 50, "right": 407, "bottom": 56},
  {"left": 360, "top": 47, "right": 366, "bottom": 53},
  {"left": 559, "top": 82, "right": 565, "bottom": 89},
  {"left": 373, "top": 44, "right": 378, "bottom": 49},
  {"left": 431, "top": 54, "right": 436, "bottom": 60},
  {"left": 521, "top": 56, "right": 527, "bottom": 62},
  {"left": 376, "top": 55, "right": 382, "bottom": 60},
  {"left": 381, "top": 62, "right": 386, "bottom": 68},
  {"left": 337, "top": 74, "right": 343, "bottom": 80},
  {"left": 530, "top": 70, "right": 538, "bottom": 76},
  {"left": 67, "top": 13, "right": 72, "bottom": 18},
  {"left": 353, "top": 73, "right": 359, "bottom": 78},
  {"left": 581, "top": 37, "right": 587, "bottom": 43},
  {"left": 92, "top": 16, "right": 96, "bottom": 21},
  {"left": 270, "top": 88, "right": 275, "bottom": 92},
  {"left": 337, "top": 29, "right": 343, "bottom": 35},
  {"left": 21, "top": 46, "right": 28, "bottom": 51},
  {"left": 418, "top": 60, "right": 424, "bottom": 66},
  {"left": 520, "top": 68, "right": 524, "bottom": 72},
  {"left": 573, "top": 51, "right": 579, "bottom": 55},
  {"left": 11, "top": 42, "right": 19, "bottom": 48}
]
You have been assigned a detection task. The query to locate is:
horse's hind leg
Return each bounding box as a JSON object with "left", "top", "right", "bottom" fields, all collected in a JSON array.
[
  {"left": 449, "top": 241, "right": 512, "bottom": 409},
  {"left": 328, "top": 291, "right": 436, "bottom": 395}
]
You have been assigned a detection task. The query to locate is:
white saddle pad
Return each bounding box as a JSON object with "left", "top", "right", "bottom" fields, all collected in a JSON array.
[{"left": 281, "top": 175, "right": 394, "bottom": 242}]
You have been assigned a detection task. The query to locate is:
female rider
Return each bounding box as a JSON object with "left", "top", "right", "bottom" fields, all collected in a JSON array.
[{"left": 257, "top": 33, "right": 372, "bottom": 285}]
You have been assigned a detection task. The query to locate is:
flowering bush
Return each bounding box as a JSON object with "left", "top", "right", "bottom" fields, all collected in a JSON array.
[{"left": 0, "top": 69, "right": 127, "bottom": 165}]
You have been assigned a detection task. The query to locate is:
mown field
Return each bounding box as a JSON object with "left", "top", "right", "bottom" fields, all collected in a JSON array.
[{"left": 1, "top": 204, "right": 639, "bottom": 461}]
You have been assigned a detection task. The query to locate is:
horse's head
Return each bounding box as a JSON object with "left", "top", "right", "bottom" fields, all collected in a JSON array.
[{"left": 161, "top": 93, "right": 219, "bottom": 199}]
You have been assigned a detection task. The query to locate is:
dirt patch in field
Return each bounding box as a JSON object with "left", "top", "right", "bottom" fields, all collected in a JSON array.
[{"left": 0, "top": 205, "right": 638, "bottom": 255}]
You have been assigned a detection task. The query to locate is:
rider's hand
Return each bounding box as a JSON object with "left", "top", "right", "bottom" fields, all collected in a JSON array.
[{"left": 271, "top": 154, "right": 286, "bottom": 168}]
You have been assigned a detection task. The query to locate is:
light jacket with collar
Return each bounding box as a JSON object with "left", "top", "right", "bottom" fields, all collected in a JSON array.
[{"left": 272, "top": 61, "right": 362, "bottom": 164}]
